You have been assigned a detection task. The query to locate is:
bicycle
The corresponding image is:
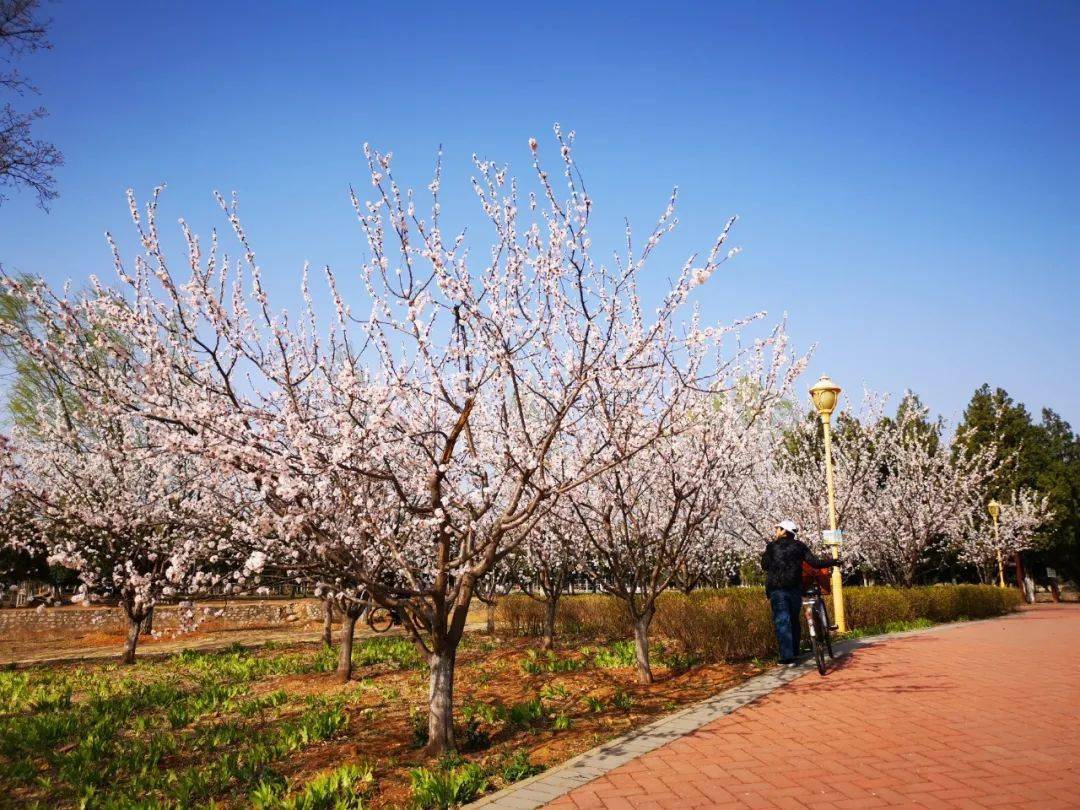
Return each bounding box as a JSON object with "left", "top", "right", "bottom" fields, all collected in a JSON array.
[
  {"left": 801, "top": 580, "right": 835, "bottom": 675},
  {"left": 364, "top": 603, "right": 399, "bottom": 633}
]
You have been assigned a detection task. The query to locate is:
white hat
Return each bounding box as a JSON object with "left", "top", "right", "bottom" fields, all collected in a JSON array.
[{"left": 776, "top": 519, "right": 798, "bottom": 535}]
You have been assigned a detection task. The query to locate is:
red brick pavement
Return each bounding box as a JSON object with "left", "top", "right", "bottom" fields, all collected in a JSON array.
[{"left": 546, "top": 605, "right": 1080, "bottom": 809}]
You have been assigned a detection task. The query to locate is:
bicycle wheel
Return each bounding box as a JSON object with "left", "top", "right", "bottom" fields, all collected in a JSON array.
[
  {"left": 815, "top": 601, "right": 835, "bottom": 659},
  {"left": 367, "top": 606, "right": 393, "bottom": 633},
  {"left": 811, "top": 607, "right": 827, "bottom": 675}
]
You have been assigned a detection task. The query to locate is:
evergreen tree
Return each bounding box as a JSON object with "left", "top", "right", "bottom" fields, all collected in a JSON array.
[{"left": 957, "top": 385, "right": 1079, "bottom": 584}]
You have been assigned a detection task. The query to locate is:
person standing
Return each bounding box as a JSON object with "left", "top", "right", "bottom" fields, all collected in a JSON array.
[{"left": 761, "top": 520, "right": 839, "bottom": 666}]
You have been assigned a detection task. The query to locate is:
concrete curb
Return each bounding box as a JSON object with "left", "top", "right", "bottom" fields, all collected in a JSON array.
[{"left": 465, "top": 613, "right": 1020, "bottom": 809}]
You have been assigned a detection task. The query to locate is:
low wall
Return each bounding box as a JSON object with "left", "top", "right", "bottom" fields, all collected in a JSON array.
[{"left": 0, "top": 598, "right": 325, "bottom": 639}]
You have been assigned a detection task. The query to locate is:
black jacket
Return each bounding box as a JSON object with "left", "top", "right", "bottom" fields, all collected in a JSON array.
[{"left": 760, "top": 534, "right": 836, "bottom": 594}]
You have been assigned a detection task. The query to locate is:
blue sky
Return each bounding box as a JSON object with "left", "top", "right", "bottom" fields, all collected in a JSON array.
[{"left": 2, "top": 1, "right": 1078, "bottom": 425}]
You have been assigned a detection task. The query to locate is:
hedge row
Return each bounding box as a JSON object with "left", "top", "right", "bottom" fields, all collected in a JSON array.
[{"left": 495, "top": 585, "right": 1021, "bottom": 662}]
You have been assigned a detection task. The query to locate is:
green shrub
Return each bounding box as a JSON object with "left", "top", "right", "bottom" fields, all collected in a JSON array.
[
  {"left": 843, "top": 587, "right": 913, "bottom": 628},
  {"left": 287, "top": 764, "right": 373, "bottom": 810},
  {"left": 581, "top": 695, "right": 604, "bottom": 713},
  {"left": 611, "top": 688, "right": 634, "bottom": 711},
  {"left": 496, "top": 595, "right": 630, "bottom": 639},
  {"left": 518, "top": 649, "right": 587, "bottom": 675},
  {"left": 499, "top": 585, "right": 1020, "bottom": 664},
  {"left": 409, "top": 708, "right": 429, "bottom": 749},
  {"left": 586, "top": 641, "right": 637, "bottom": 669},
  {"left": 841, "top": 585, "right": 1020, "bottom": 629},
  {"left": 505, "top": 698, "right": 544, "bottom": 729},
  {"left": 355, "top": 637, "right": 422, "bottom": 669},
  {"left": 500, "top": 750, "right": 544, "bottom": 783},
  {"left": 408, "top": 762, "right": 488, "bottom": 809},
  {"left": 654, "top": 589, "right": 777, "bottom": 662},
  {"left": 457, "top": 717, "right": 491, "bottom": 752}
]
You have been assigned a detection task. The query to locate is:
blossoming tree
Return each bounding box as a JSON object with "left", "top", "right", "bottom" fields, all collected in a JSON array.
[
  {"left": 2, "top": 126, "right": 776, "bottom": 753},
  {"left": 957, "top": 488, "right": 1054, "bottom": 585},
  {"left": 0, "top": 292, "right": 244, "bottom": 662},
  {"left": 855, "top": 396, "right": 999, "bottom": 586},
  {"left": 731, "top": 393, "right": 889, "bottom": 578},
  {"left": 516, "top": 499, "right": 583, "bottom": 650},
  {"left": 566, "top": 329, "right": 804, "bottom": 684}
]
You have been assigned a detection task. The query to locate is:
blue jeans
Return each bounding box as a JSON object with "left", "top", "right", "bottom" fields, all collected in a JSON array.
[{"left": 769, "top": 588, "right": 802, "bottom": 662}]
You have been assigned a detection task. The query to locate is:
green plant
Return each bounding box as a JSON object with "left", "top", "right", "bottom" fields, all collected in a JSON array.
[
  {"left": 410, "top": 707, "right": 429, "bottom": 748},
  {"left": 611, "top": 689, "right": 634, "bottom": 711},
  {"left": 250, "top": 775, "right": 289, "bottom": 808},
  {"left": 457, "top": 717, "right": 491, "bottom": 752},
  {"left": 581, "top": 695, "right": 604, "bottom": 713},
  {"left": 408, "top": 762, "right": 488, "bottom": 809},
  {"left": 505, "top": 698, "right": 544, "bottom": 729},
  {"left": 538, "top": 683, "right": 570, "bottom": 701},
  {"left": 355, "top": 637, "right": 422, "bottom": 670},
  {"left": 259, "top": 764, "right": 374, "bottom": 810},
  {"left": 456, "top": 700, "right": 500, "bottom": 751},
  {"left": 500, "top": 750, "right": 544, "bottom": 783},
  {"left": 588, "top": 641, "right": 638, "bottom": 669},
  {"left": 461, "top": 699, "right": 502, "bottom": 726},
  {"left": 519, "top": 650, "right": 544, "bottom": 675},
  {"left": 552, "top": 713, "right": 571, "bottom": 731},
  {"left": 519, "top": 649, "right": 587, "bottom": 675}
]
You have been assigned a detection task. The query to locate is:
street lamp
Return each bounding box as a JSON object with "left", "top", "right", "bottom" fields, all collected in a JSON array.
[
  {"left": 988, "top": 499, "right": 1004, "bottom": 588},
  {"left": 809, "top": 374, "right": 847, "bottom": 633}
]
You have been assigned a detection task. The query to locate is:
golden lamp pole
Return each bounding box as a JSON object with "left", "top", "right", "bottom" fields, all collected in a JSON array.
[
  {"left": 988, "top": 499, "right": 1004, "bottom": 588},
  {"left": 809, "top": 374, "right": 847, "bottom": 633}
]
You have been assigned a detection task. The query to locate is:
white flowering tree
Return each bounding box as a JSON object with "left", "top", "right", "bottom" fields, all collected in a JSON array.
[
  {"left": 957, "top": 488, "right": 1054, "bottom": 585},
  {"left": 517, "top": 500, "right": 583, "bottom": 649},
  {"left": 568, "top": 334, "right": 804, "bottom": 684},
  {"left": 0, "top": 368, "right": 241, "bottom": 664},
  {"left": 3, "top": 127, "right": 767, "bottom": 753},
  {"left": 731, "top": 393, "right": 889, "bottom": 579},
  {"left": 855, "top": 396, "right": 998, "bottom": 586}
]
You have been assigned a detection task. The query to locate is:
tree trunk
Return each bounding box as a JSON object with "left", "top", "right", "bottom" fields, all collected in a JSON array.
[
  {"left": 485, "top": 600, "right": 496, "bottom": 635},
  {"left": 1023, "top": 575, "right": 1035, "bottom": 604},
  {"left": 337, "top": 609, "right": 360, "bottom": 683},
  {"left": 122, "top": 614, "right": 141, "bottom": 665},
  {"left": 632, "top": 610, "right": 654, "bottom": 685},
  {"left": 322, "top": 600, "right": 334, "bottom": 647},
  {"left": 425, "top": 648, "right": 456, "bottom": 756},
  {"left": 140, "top": 606, "right": 154, "bottom": 636},
  {"left": 541, "top": 594, "right": 559, "bottom": 651}
]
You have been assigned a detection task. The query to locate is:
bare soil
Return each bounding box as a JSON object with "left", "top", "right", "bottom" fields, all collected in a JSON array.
[{"left": 237, "top": 634, "right": 766, "bottom": 808}]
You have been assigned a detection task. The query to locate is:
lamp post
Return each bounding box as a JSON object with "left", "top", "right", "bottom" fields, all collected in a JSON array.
[
  {"left": 809, "top": 374, "right": 846, "bottom": 633},
  {"left": 987, "top": 499, "right": 1004, "bottom": 588}
]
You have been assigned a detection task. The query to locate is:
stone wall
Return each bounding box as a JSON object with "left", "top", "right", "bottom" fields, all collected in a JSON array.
[{"left": 0, "top": 598, "right": 326, "bottom": 639}]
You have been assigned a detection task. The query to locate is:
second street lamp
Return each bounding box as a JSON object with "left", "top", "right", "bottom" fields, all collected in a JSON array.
[
  {"left": 809, "top": 374, "right": 847, "bottom": 633},
  {"left": 988, "top": 499, "right": 1004, "bottom": 588}
]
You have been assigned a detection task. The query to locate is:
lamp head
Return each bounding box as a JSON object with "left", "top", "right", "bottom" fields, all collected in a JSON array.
[
  {"left": 987, "top": 499, "right": 1001, "bottom": 521},
  {"left": 809, "top": 374, "right": 842, "bottom": 418}
]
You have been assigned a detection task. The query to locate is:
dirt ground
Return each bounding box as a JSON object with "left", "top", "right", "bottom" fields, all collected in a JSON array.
[
  {"left": 229, "top": 635, "right": 766, "bottom": 808},
  {"left": 1, "top": 629, "right": 766, "bottom": 808}
]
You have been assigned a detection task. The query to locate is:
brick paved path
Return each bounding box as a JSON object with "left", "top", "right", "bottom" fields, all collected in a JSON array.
[{"left": 547, "top": 605, "right": 1080, "bottom": 808}]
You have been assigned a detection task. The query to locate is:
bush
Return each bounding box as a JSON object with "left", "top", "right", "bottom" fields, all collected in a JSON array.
[
  {"left": 497, "top": 585, "right": 1020, "bottom": 663},
  {"left": 252, "top": 764, "right": 373, "bottom": 809},
  {"left": 496, "top": 595, "right": 630, "bottom": 640},
  {"left": 355, "top": 637, "right": 422, "bottom": 669},
  {"left": 500, "top": 750, "right": 544, "bottom": 783},
  {"left": 408, "top": 761, "right": 488, "bottom": 809},
  {"left": 654, "top": 589, "right": 777, "bottom": 662},
  {"left": 843, "top": 585, "right": 1021, "bottom": 630}
]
